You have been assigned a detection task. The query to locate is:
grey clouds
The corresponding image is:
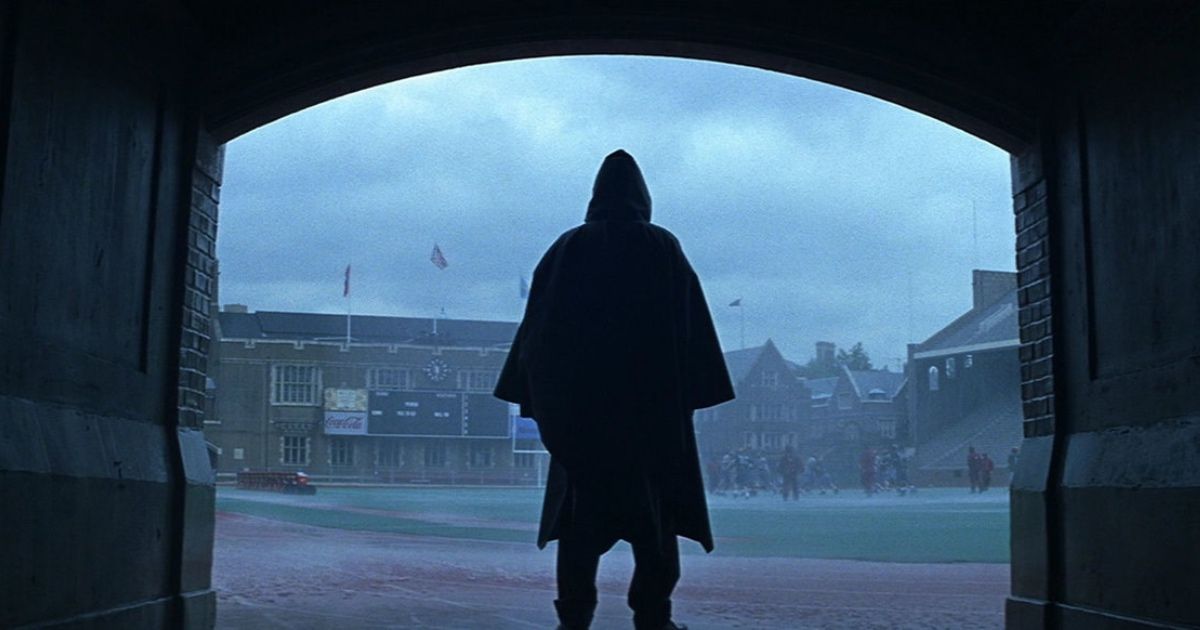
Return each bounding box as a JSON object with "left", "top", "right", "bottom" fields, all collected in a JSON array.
[{"left": 217, "top": 55, "right": 1014, "bottom": 368}]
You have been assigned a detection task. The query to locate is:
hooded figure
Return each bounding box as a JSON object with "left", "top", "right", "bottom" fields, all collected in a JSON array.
[{"left": 495, "top": 150, "right": 734, "bottom": 630}]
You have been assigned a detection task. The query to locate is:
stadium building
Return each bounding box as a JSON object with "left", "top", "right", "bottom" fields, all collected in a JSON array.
[
  {"left": 208, "top": 269, "right": 1018, "bottom": 489},
  {"left": 204, "top": 306, "right": 549, "bottom": 484},
  {"left": 906, "top": 270, "right": 1022, "bottom": 485}
]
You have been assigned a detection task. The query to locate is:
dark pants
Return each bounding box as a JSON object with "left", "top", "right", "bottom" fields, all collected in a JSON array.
[
  {"left": 555, "top": 525, "right": 680, "bottom": 630},
  {"left": 781, "top": 473, "right": 799, "bottom": 500}
]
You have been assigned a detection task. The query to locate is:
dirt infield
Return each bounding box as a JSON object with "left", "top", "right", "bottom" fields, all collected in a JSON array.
[{"left": 214, "top": 512, "right": 1007, "bottom": 629}]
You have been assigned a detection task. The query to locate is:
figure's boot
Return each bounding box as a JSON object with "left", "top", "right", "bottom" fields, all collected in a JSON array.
[
  {"left": 554, "top": 598, "right": 596, "bottom": 630},
  {"left": 632, "top": 595, "right": 677, "bottom": 630}
]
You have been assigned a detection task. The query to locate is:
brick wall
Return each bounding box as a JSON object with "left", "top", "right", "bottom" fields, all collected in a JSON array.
[
  {"left": 1006, "top": 145, "right": 1057, "bottom": 628},
  {"left": 178, "top": 131, "right": 223, "bottom": 429},
  {"left": 1013, "top": 176, "right": 1054, "bottom": 438}
]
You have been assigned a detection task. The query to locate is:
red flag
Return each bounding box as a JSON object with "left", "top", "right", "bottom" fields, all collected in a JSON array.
[
  {"left": 430, "top": 244, "right": 448, "bottom": 270},
  {"left": 343, "top": 264, "right": 351, "bottom": 297}
]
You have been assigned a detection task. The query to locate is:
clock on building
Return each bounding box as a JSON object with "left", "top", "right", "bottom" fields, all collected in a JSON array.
[{"left": 423, "top": 357, "right": 451, "bottom": 382}]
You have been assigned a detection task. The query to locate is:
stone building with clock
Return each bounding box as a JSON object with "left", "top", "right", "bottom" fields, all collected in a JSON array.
[{"left": 203, "top": 305, "right": 550, "bottom": 484}]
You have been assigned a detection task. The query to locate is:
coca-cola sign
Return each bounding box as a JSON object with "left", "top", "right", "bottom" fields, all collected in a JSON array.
[{"left": 324, "top": 411, "right": 367, "bottom": 435}]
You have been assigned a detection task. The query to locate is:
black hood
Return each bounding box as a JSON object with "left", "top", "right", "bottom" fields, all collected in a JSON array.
[{"left": 585, "top": 150, "right": 652, "bottom": 222}]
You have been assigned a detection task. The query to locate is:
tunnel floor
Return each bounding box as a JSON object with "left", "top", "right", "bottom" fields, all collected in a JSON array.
[{"left": 213, "top": 509, "right": 1006, "bottom": 629}]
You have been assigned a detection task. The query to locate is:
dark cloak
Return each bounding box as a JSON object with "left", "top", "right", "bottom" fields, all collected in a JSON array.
[{"left": 494, "top": 150, "right": 734, "bottom": 552}]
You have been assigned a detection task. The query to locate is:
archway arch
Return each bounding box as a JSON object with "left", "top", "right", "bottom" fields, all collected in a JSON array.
[{"left": 196, "top": 3, "right": 1047, "bottom": 151}]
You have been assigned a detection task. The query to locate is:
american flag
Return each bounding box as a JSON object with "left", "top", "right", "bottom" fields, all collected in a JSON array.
[
  {"left": 430, "top": 244, "right": 448, "bottom": 270},
  {"left": 343, "top": 264, "right": 351, "bottom": 297}
]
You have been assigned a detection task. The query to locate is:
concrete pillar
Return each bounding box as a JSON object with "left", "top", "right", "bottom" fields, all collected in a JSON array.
[
  {"left": 1009, "top": 5, "right": 1200, "bottom": 628},
  {"left": 0, "top": 2, "right": 214, "bottom": 627}
]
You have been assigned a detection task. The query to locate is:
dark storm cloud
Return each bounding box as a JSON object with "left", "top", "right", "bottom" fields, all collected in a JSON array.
[{"left": 218, "top": 56, "right": 1013, "bottom": 366}]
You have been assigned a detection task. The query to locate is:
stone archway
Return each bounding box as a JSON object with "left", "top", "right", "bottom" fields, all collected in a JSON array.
[
  {"left": 190, "top": 4, "right": 1057, "bottom": 627},
  {"left": 3, "top": 3, "right": 1197, "bottom": 629}
]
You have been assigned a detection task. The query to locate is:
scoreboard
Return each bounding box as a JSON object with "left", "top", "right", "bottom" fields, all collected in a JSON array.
[{"left": 367, "top": 390, "right": 509, "bottom": 437}]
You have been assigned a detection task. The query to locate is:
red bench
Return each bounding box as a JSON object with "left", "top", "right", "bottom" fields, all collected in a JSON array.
[{"left": 235, "top": 470, "right": 317, "bottom": 495}]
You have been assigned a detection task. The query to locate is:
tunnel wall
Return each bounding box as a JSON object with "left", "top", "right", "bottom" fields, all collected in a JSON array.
[
  {"left": 0, "top": 2, "right": 214, "bottom": 628},
  {"left": 1009, "top": 5, "right": 1200, "bottom": 629}
]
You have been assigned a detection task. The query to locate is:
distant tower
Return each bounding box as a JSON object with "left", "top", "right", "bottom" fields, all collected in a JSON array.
[{"left": 815, "top": 341, "right": 836, "bottom": 366}]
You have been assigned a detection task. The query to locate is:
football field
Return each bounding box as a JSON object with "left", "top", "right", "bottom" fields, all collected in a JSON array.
[{"left": 216, "top": 485, "right": 1009, "bottom": 563}]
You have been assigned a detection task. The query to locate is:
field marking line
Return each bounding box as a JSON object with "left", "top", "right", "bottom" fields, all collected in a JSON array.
[
  {"left": 345, "top": 568, "right": 1001, "bottom": 603},
  {"left": 301, "top": 570, "right": 1004, "bottom": 618},
  {"left": 314, "top": 564, "right": 545, "bottom": 629}
]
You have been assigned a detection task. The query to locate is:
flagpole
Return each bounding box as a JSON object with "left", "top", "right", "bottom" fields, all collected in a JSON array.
[
  {"left": 972, "top": 199, "right": 979, "bottom": 270},
  {"left": 739, "top": 302, "right": 745, "bottom": 350},
  {"left": 430, "top": 244, "right": 450, "bottom": 338},
  {"left": 345, "top": 263, "right": 352, "bottom": 346},
  {"left": 730, "top": 298, "right": 745, "bottom": 350}
]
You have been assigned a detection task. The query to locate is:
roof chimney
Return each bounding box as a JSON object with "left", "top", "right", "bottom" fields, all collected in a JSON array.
[
  {"left": 815, "top": 341, "right": 835, "bottom": 365},
  {"left": 972, "top": 270, "right": 1016, "bottom": 310}
]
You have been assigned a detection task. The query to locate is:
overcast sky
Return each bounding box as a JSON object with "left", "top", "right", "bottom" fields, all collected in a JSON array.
[{"left": 217, "top": 55, "right": 1014, "bottom": 370}]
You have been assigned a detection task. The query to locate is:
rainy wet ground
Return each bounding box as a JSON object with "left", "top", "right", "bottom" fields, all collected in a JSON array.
[{"left": 214, "top": 487, "right": 1008, "bottom": 629}]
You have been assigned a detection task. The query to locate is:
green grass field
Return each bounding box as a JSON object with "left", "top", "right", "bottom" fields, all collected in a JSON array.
[{"left": 217, "top": 485, "right": 1009, "bottom": 563}]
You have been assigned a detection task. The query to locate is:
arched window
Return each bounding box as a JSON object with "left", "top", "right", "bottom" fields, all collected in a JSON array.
[{"left": 928, "top": 366, "right": 940, "bottom": 391}]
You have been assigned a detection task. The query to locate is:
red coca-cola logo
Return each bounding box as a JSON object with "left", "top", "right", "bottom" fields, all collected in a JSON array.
[{"left": 325, "top": 412, "right": 367, "bottom": 433}]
